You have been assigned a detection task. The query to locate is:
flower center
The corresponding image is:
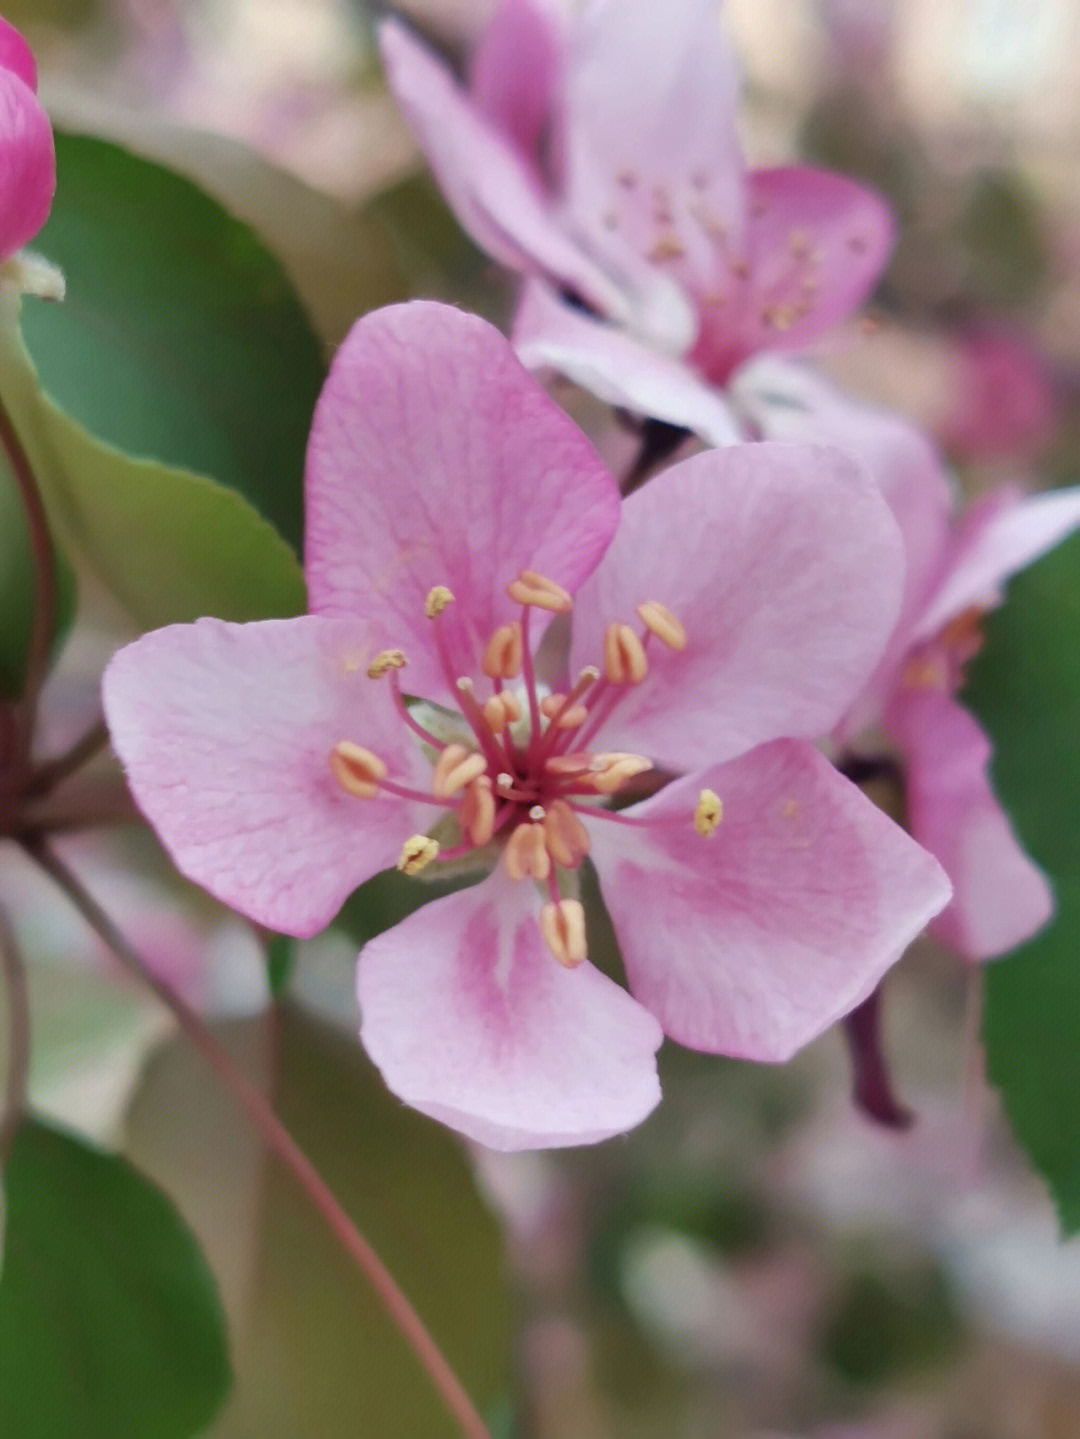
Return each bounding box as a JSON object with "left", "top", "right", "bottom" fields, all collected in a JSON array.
[
  {"left": 329, "top": 571, "right": 717, "bottom": 966},
  {"left": 901, "top": 605, "right": 986, "bottom": 693}
]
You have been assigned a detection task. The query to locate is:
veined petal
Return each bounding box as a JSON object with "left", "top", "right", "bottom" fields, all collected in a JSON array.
[
  {"left": 886, "top": 687, "right": 1054, "bottom": 961},
  {"left": 357, "top": 872, "right": 663, "bottom": 1150},
  {"left": 305, "top": 302, "right": 620, "bottom": 699},
  {"left": 514, "top": 278, "right": 741, "bottom": 445},
  {"left": 915, "top": 484, "right": 1080, "bottom": 640},
  {"left": 0, "top": 67, "right": 54, "bottom": 261},
  {"left": 103, "top": 616, "right": 431, "bottom": 937},
  {"left": 588, "top": 741, "right": 951, "bottom": 1060},
  {"left": 571, "top": 442, "right": 905, "bottom": 769},
  {"left": 468, "top": 0, "right": 563, "bottom": 161}
]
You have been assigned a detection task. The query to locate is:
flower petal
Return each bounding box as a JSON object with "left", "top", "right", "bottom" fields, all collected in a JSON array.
[
  {"left": 587, "top": 741, "right": 951, "bottom": 1060},
  {"left": 570, "top": 441, "right": 905, "bottom": 768},
  {"left": 886, "top": 686, "right": 1054, "bottom": 960},
  {"left": 0, "top": 67, "right": 54, "bottom": 261},
  {"left": 304, "top": 302, "right": 620, "bottom": 700},
  {"left": 468, "top": 0, "right": 563, "bottom": 160},
  {"left": 694, "top": 166, "right": 894, "bottom": 380},
  {"left": 357, "top": 872, "right": 663, "bottom": 1150},
  {"left": 103, "top": 616, "right": 432, "bottom": 937},
  {"left": 0, "top": 18, "right": 37, "bottom": 90},
  {"left": 514, "top": 278, "right": 741, "bottom": 444},
  {"left": 916, "top": 484, "right": 1080, "bottom": 640}
]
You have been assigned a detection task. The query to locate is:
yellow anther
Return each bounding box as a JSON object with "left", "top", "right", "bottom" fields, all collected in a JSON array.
[
  {"left": 637, "top": 601, "right": 687, "bottom": 652},
  {"left": 397, "top": 835, "right": 440, "bottom": 875},
  {"left": 603, "top": 622, "right": 649, "bottom": 684},
  {"left": 694, "top": 789, "right": 723, "bottom": 836},
  {"left": 762, "top": 304, "right": 797, "bottom": 331},
  {"left": 540, "top": 694, "right": 589, "bottom": 730},
  {"left": 507, "top": 569, "right": 573, "bottom": 614},
  {"left": 330, "top": 741, "right": 387, "bottom": 799},
  {"left": 543, "top": 800, "right": 590, "bottom": 869},
  {"left": 425, "top": 585, "right": 454, "bottom": 618},
  {"left": 504, "top": 822, "right": 551, "bottom": 882},
  {"left": 588, "top": 752, "right": 653, "bottom": 795},
  {"left": 544, "top": 753, "right": 592, "bottom": 778},
  {"left": 482, "top": 621, "right": 524, "bottom": 679},
  {"left": 459, "top": 776, "right": 496, "bottom": 846},
  {"left": 540, "top": 900, "right": 588, "bottom": 968},
  {"left": 647, "top": 233, "right": 686, "bottom": 263},
  {"left": 482, "top": 692, "right": 521, "bottom": 732},
  {"left": 367, "top": 648, "right": 408, "bottom": 679},
  {"left": 432, "top": 743, "right": 487, "bottom": 799}
]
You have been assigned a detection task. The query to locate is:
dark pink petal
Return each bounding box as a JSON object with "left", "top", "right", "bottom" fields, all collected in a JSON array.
[
  {"left": 103, "top": 616, "right": 432, "bottom": 937},
  {"left": 378, "top": 17, "right": 637, "bottom": 321},
  {"left": 916, "top": 484, "right": 1080, "bottom": 640},
  {"left": 357, "top": 872, "right": 663, "bottom": 1150},
  {"left": 0, "top": 19, "right": 36, "bottom": 90},
  {"left": 514, "top": 278, "right": 741, "bottom": 444},
  {"left": 469, "top": 0, "right": 563, "bottom": 162},
  {"left": 305, "top": 302, "right": 620, "bottom": 701},
  {"left": 886, "top": 687, "right": 1053, "bottom": 961},
  {"left": 0, "top": 67, "right": 55, "bottom": 260},
  {"left": 588, "top": 741, "right": 951, "bottom": 1059},
  {"left": 562, "top": 0, "right": 745, "bottom": 305},
  {"left": 695, "top": 168, "right": 893, "bottom": 381},
  {"left": 570, "top": 442, "right": 905, "bottom": 769}
]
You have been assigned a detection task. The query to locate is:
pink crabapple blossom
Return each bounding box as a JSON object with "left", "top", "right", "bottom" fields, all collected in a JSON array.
[
  {"left": 0, "top": 17, "right": 59, "bottom": 294},
  {"left": 102, "top": 302, "right": 950, "bottom": 1150},
  {"left": 379, "top": 0, "right": 894, "bottom": 444},
  {"left": 736, "top": 363, "right": 1080, "bottom": 960}
]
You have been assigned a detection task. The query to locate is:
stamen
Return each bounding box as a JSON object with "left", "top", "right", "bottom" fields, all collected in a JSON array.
[
  {"left": 540, "top": 900, "right": 587, "bottom": 968},
  {"left": 330, "top": 742, "right": 387, "bottom": 798},
  {"left": 397, "top": 835, "right": 440, "bottom": 875},
  {"left": 482, "top": 692, "right": 521, "bottom": 732},
  {"left": 586, "top": 752, "right": 653, "bottom": 794},
  {"left": 425, "top": 585, "right": 455, "bottom": 618},
  {"left": 504, "top": 822, "right": 551, "bottom": 881},
  {"left": 543, "top": 800, "right": 590, "bottom": 869},
  {"left": 367, "top": 648, "right": 408, "bottom": 679},
  {"left": 432, "top": 743, "right": 487, "bottom": 799},
  {"left": 459, "top": 776, "right": 496, "bottom": 845},
  {"left": 482, "top": 621, "right": 523, "bottom": 679},
  {"left": 603, "top": 623, "right": 649, "bottom": 684},
  {"left": 544, "top": 753, "right": 593, "bottom": 778},
  {"left": 637, "top": 601, "right": 687, "bottom": 652},
  {"left": 507, "top": 570, "right": 573, "bottom": 614},
  {"left": 694, "top": 789, "right": 723, "bottom": 836}
]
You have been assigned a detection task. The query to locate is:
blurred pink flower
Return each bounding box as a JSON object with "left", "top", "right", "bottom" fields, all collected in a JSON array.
[
  {"left": 0, "top": 18, "right": 56, "bottom": 269},
  {"left": 940, "top": 328, "right": 1059, "bottom": 465},
  {"left": 380, "top": 0, "right": 893, "bottom": 443},
  {"left": 741, "top": 368, "right": 1080, "bottom": 959},
  {"left": 103, "top": 302, "right": 949, "bottom": 1150}
]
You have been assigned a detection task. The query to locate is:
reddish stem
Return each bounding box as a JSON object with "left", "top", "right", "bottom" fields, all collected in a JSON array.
[
  {"left": 24, "top": 839, "right": 491, "bottom": 1439},
  {"left": 0, "top": 905, "right": 31, "bottom": 1170}
]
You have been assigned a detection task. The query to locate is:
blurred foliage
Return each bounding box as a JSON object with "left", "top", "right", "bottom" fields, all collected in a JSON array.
[
  {"left": 818, "top": 1261, "right": 963, "bottom": 1386},
  {"left": 0, "top": 1117, "right": 231, "bottom": 1439}
]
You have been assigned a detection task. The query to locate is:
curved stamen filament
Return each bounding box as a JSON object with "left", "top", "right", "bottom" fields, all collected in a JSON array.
[{"left": 385, "top": 669, "right": 448, "bottom": 749}]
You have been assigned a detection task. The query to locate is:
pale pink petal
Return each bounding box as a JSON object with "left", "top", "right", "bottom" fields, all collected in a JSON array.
[
  {"left": 357, "top": 872, "right": 663, "bottom": 1149},
  {"left": 305, "top": 302, "right": 619, "bottom": 700},
  {"left": 693, "top": 167, "right": 894, "bottom": 381},
  {"left": 587, "top": 741, "right": 951, "bottom": 1059},
  {"left": 103, "top": 616, "right": 433, "bottom": 937},
  {"left": 570, "top": 442, "right": 905, "bottom": 769},
  {"left": 562, "top": 0, "right": 745, "bottom": 302},
  {"left": 0, "top": 19, "right": 37, "bottom": 90},
  {"left": 915, "top": 485, "right": 1080, "bottom": 640},
  {"left": 378, "top": 17, "right": 643, "bottom": 323},
  {"left": 513, "top": 278, "right": 741, "bottom": 444},
  {"left": 735, "top": 365, "right": 952, "bottom": 732},
  {"left": 886, "top": 687, "right": 1054, "bottom": 960},
  {"left": 0, "top": 68, "right": 55, "bottom": 260},
  {"left": 468, "top": 0, "right": 562, "bottom": 161}
]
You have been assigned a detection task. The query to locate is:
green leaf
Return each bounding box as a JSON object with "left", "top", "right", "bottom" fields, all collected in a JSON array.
[
  {"left": 0, "top": 451, "right": 76, "bottom": 698},
  {"left": 213, "top": 1006, "right": 511, "bottom": 1438},
  {"left": 0, "top": 314, "right": 305, "bottom": 626},
  {"left": 0, "top": 1116, "right": 231, "bottom": 1438},
  {"left": 964, "top": 527, "right": 1080, "bottom": 1229},
  {"left": 21, "top": 132, "right": 327, "bottom": 552}
]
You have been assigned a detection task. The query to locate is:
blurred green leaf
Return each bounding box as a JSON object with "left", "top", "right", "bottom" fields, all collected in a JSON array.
[
  {"left": 215, "top": 1006, "right": 511, "bottom": 1438},
  {"left": 964, "top": 528, "right": 1080, "bottom": 1230},
  {"left": 332, "top": 865, "right": 484, "bottom": 949},
  {"left": 0, "top": 315, "right": 305, "bottom": 626},
  {"left": 818, "top": 1264, "right": 962, "bottom": 1385},
  {"left": 0, "top": 451, "right": 76, "bottom": 698},
  {"left": 22, "top": 132, "right": 327, "bottom": 552},
  {"left": 0, "top": 1116, "right": 231, "bottom": 1438},
  {"left": 265, "top": 934, "right": 297, "bottom": 999}
]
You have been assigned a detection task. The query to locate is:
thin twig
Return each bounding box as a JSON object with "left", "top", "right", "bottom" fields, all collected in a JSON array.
[
  {"left": 26, "top": 719, "right": 111, "bottom": 798},
  {"left": 24, "top": 839, "right": 491, "bottom": 1439},
  {"left": 0, "top": 905, "right": 31, "bottom": 1170}
]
